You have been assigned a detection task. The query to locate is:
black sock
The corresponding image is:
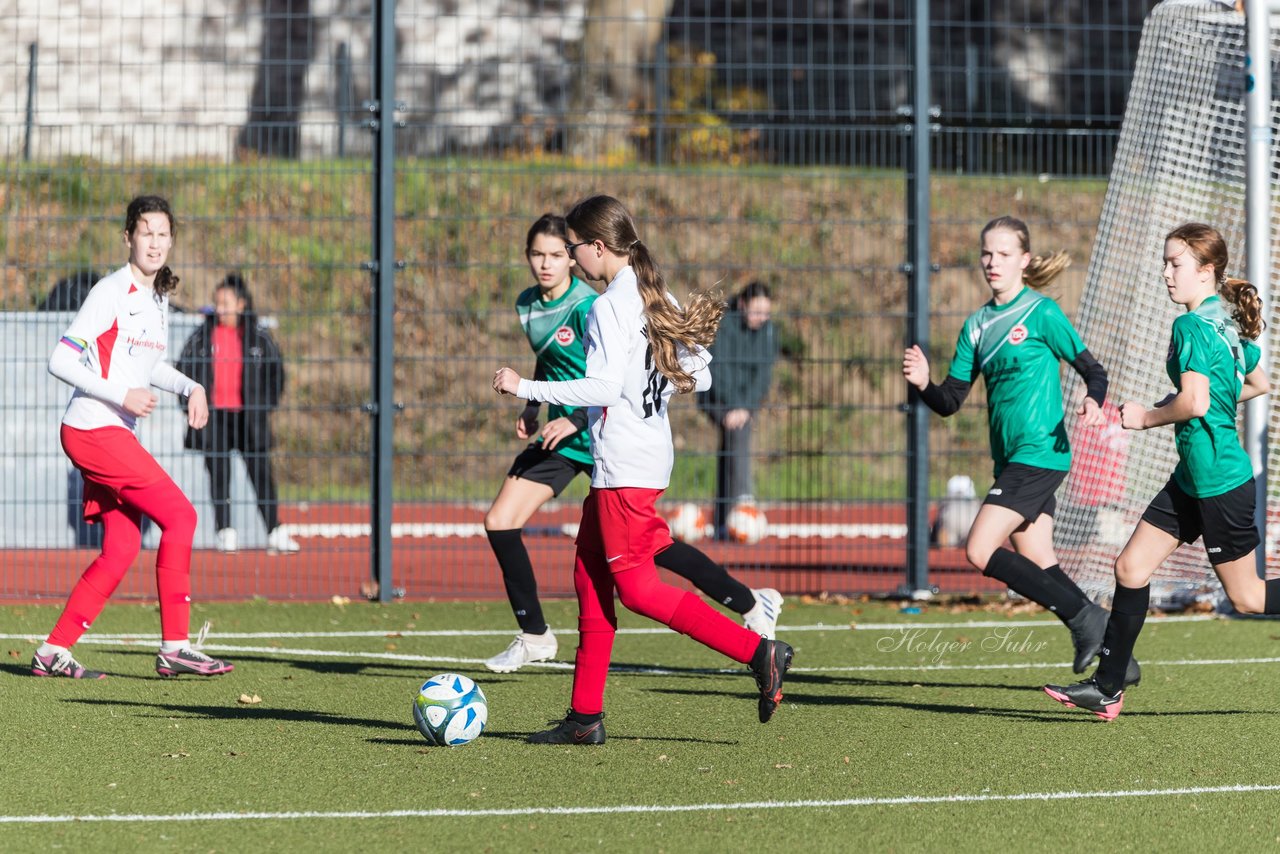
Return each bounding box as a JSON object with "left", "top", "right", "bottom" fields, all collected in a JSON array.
[
  {"left": 655, "top": 540, "right": 756, "bottom": 614},
  {"left": 1043, "top": 564, "right": 1091, "bottom": 622},
  {"left": 1265, "top": 579, "right": 1280, "bottom": 615},
  {"left": 486, "top": 528, "right": 547, "bottom": 635},
  {"left": 1094, "top": 582, "right": 1149, "bottom": 696},
  {"left": 983, "top": 550, "right": 1084, "bottom": 621},
  {"left": 568, "top": 708, "right": 603, "bottom": 724}
]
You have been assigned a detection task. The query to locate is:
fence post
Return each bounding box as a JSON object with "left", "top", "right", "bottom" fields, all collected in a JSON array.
[
  {"left": 336, "top": 41, "right": 351, "bottom": 158},
  {"left": 24, "top": 42, "right": 36, "bottom": 161},
  {"left": 904, "top": 0, "right": 933, "bottom": 596},
  {"left": 369, "top": 0, "right": 397, "bottom": 603},
  {"left": 1245, "top": 0, "right": 1270, "bottom": 578}
]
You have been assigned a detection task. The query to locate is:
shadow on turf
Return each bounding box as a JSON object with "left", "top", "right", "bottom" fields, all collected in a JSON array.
[
  {"left": 368, "top": 730, "right": 739, "bottom": 746},
  {"left": 605, "top": 662, "right": 1036, "bottom": 694},
  {"left": 63, "top": 697, "right": 409, "bottom": 731},
  {"left": 647, "top": 685, "right": 1271, "bottom": 722},
  {"left": 0, "top": 660, "right": 158, "bottom": 681},
  {"left": 784, "top": 670, "right": 1038, "bottom": 693},
  {"left": 103, "top": 648, "right": 539, "bottom": 683}
]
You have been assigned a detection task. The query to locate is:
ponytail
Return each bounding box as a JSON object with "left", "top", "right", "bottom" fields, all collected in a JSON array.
[
  {"left": 154, "top": 266, "right": 179, "bottom": 298},
  {"left": 1023, "top": 250, "right": 1071, "bottom": 291},
  {"left": 630, "top": 240, "right": 726, "bottom": 393},
  {"left": 1221, "top": 277, "right": 1265, "bottom": 340}
]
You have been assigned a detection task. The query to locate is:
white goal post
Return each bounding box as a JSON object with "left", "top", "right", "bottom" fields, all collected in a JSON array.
[{"left": 1055, "top": 0, "right": 1280, "bottom": 606}]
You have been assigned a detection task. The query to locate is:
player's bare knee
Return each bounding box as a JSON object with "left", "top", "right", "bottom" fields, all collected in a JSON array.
[
  {"left": 483, "top": 509, "right": 514, "bottom": 531},
  {"left": 1113, "top": 553, "right": 1149, "bottom": 589},
  {"left": 965, "top": 542, "right": 993, "bottom": 572}
]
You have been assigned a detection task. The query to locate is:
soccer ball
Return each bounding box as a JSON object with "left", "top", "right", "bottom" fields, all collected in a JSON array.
[
  {"left": 726, "top": 504, "right": 769, "bottom": 544},
  {"left": 666, "top": 502, "right": 712, "bottom": 543},
  {"left": 412, "top": 673, "right": 488, "bottom": 747}
]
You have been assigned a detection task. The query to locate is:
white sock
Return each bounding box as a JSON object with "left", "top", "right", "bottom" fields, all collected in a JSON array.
[
  {"left": 160, "top": 640, "right": 187, "bottom": 654},
  {"left": 37, "top": 642, "right": 68, "bottom": 658},
  {"left": 522, "top": 630, "right": 554, "bottom": 642}
]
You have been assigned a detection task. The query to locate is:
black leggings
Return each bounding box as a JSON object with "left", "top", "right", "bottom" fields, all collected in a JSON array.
[{"left": 203, "top": 409, "right": 279, "bottom": 532}]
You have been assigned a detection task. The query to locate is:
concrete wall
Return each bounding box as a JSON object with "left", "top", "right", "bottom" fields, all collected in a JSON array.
[
  {"left": 1, "top": 310, "right": 269, "bottom": 549},
  {"left": 0, "top": 1, "right": 1147, "bottom": 163}
]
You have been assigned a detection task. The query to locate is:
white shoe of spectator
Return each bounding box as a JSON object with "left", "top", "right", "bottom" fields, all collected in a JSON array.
[
  {"left": 267, "top": 526, "right": 301, "bottom": 555},
  {"left": 215, "top": 528, "right": 238, "bottom": 553}
]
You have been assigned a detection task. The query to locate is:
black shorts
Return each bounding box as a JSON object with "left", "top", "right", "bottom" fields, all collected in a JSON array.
[
  {"left": 983, "top": 463, "right": 1066, "bottom": 522},
  {"left": 1141, "top": 477, "right": 1259, "bottom": 565},
  {"left": 507, "top": 445, "right": 593, "bottom": 497}
]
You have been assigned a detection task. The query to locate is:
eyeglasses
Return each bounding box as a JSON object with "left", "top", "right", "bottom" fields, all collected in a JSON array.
[{"left": 565, "top": 240, "right": 592, "bottom": 255}]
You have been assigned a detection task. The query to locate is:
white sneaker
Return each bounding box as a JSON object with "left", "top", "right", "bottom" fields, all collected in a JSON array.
[
  {"left": 484, "top": 631, "right": 557, "bottom": 673},
  {"left": 743, "top": 588, "right": 784, "bottom": 639},
  {"left": 215, "top": 528, "right": 238, "bottom": 553},
  {"left": 267, "top": 526, "right": 301, "bottom": 555}
]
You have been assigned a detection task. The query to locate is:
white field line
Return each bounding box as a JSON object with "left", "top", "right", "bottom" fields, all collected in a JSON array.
[
  {"left": 278, "top": 522, "right": 905, "bottom": 540},
  {"left": 0, "top": 614, "right": 1219, "bottom": 644},
  {"left": 2, "top": 783, "right": 1279, "bottom": 825},
  {"left": 5, "top": 621, "right": 1278, "bottom": 676}
]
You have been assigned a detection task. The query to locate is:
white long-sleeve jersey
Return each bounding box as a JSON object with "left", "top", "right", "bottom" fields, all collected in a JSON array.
[
  {"left": 517, "top": 266, "right": 711, "bottom": 489},
  {"left": 48, "top": 264, "right": 197, "bottom": 432}
]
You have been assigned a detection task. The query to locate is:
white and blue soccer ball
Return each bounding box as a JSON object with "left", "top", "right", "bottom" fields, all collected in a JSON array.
[{"left": 412, "top": 673, "right": 488, "bottom": 747}]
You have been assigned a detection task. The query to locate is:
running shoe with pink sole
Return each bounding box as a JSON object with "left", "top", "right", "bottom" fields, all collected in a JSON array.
[
  {"left": 31, "top": 650, "right": 106, "bottom": 679},
  {"left": 155, "top": 648, "right": 235, "bottom": 678},
  {"left": 1043, "top": 678, "right": 1124, "bottom": 721}
]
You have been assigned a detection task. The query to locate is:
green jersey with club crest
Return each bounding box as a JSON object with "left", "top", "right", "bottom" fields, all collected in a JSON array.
[
  {"left": 948, "top": 287, "right": 1088, "bottom": 477},
  {"left": 1166, "top": 295, "right": 1260, "bottom": 498},
  {"left": 515, "top": 277, "right": 597, "bottom": 466}
]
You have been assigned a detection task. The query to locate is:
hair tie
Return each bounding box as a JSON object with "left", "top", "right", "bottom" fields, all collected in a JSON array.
[{"left": 629, "top": 239, "right": 640, "bottom": 251}]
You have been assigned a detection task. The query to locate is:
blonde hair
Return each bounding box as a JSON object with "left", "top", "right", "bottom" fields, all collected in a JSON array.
[
  {"left": 1166, "top": 222, "right": 1265, "bottom": 340},
  {"left": 565, "top": 195, "right": 725, "bottom": 393},
  {"left": 980, "top": 215, "right": 1070, "bottom": 291}
]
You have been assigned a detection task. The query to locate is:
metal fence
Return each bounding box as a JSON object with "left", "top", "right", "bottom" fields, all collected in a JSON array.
[{"left": 0, "top": 0, "right": 1153, "bottom": 603}]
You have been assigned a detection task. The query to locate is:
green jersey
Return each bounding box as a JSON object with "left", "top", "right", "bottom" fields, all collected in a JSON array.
[
  {"left": 948, "top": 287, "right": 1088, "bottom": 477},
  {"left": 1166, "top": 295, "right": 1260, "bottom": 498},
  {"left": 515, "top": 277, "right": 597, "bottom": 466}
]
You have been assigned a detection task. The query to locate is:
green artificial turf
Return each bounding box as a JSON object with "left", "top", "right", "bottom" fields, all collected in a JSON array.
[{"left": 1, "top": 599, "right": 1278, "bottom": 852}]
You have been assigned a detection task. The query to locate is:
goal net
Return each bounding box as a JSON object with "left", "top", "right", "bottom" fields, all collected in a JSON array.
[{"left": 1055, "top": 1, "right": 1280, "bottom": 607}]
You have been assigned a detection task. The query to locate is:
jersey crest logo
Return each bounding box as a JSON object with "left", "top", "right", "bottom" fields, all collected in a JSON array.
[
  {"left": 1008, "top": 324, "right": 1028, "bottom": 345},
  {"left": 554, "top": 326, "right": 576, "bottom": 347}
]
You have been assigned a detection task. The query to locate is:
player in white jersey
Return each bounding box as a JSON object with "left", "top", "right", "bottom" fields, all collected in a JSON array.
[
  {"left": 31, "top": 195, "right": 234, "bottom": 680},
  {"left": 483, "top": 214, "right": 783, "bottom": 674},
  {"left": 493, "top": 195, "right": 792, "bottom": 744}
]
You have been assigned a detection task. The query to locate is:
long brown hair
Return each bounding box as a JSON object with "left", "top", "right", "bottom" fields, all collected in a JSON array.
[
  {"left": 980, "top": 215, "right": 1070, "bottom": 291},
  {"left": 565, "top": 195, "right": 724, "bottom": 393},
  {"left": 1165, "top": 222, "right": 1265, "bottom": 340},
  {"left": 125, "top": 195, "right": 179, "bottom": 298}
]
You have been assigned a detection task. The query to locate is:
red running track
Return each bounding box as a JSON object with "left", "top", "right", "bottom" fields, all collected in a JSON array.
[{"left": 1, "top": 502, "right": 1000, "bottom": 603}]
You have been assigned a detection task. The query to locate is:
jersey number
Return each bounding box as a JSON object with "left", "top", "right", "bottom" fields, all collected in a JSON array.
[{"left": 642, "top": 342, "right": 667, "bottom": 418}]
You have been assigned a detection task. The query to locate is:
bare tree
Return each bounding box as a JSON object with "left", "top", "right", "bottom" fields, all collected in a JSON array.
[
  {"left": 567, "top": 0, "right": 674, "bottom": 158},
  {"left": 238, "top": 0, "right": 315, "bottom": 158}
]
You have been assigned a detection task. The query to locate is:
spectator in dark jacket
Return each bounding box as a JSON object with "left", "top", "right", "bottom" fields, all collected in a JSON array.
[
  {"left": 176, "top": 273, "right": 297, "bottom": 554},
  {"left": 37, "top": 270, "right": 101, "bottom": 312},
  {"left": 698, "top": 281, "right": 779, "bottom": 539}
]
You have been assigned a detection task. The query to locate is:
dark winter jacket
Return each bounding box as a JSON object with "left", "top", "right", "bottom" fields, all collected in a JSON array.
[
  {"left": 176, "top": 311, "right": 285, "bottom": 452},
  {"left": 697, "top": 308, "right": 779, "bottom": 419}
]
